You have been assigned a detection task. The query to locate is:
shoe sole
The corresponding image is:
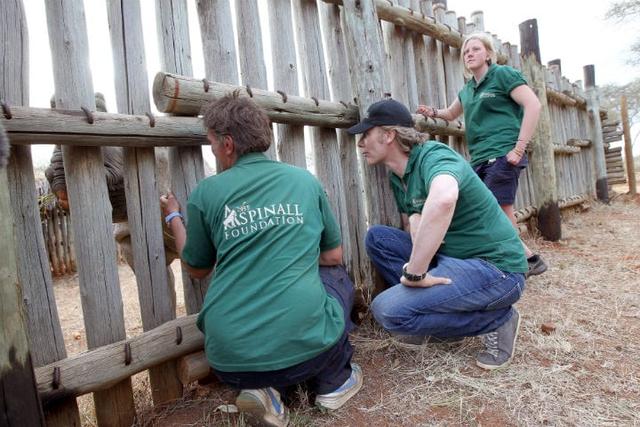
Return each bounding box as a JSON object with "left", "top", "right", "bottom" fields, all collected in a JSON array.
[
  {"left": 475, "top": 312, "right": 522, "bottom": 371},
  {"left": 315, "top": 369, "right": 363, "bottom": 410},
  {"left": 236, "top": 393, "right": 289, "bottom": 427},
  {"left": 526, "top": 262, "right": 548, "bottom": 278}
]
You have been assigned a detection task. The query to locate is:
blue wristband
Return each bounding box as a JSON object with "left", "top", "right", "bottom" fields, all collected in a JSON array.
[{"left": 165, "top": 211, "right": 183, "bottom": 225}]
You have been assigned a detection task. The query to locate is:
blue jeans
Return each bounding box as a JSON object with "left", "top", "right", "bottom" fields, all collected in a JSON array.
[{"left": 366, "top": 225, "right": 525, "bottom": 338}]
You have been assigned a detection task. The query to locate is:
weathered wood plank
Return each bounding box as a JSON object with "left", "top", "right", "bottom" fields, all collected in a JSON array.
[
  {"left": 45, "top": 1, "right": 136, "bottom": 425},
  {"left": 621, "top": 95, "right": 637, "bottom": 194},
  {"left": 319, "top": 1, "right": 371, "bottom": 289},
  {"left": 35, "top": 315, "right": 203, "bottom": 406},
  {"left": 1, "top": 120, "right": 45, "bottom": 426},
  {"left": 107, "top": 0, "right": 182, "bottom": 405},
  {"left": 267, "top": 0, "right": 306, "bottom": 167},
  {"left": 293, "top": 0, "right": 352, "bottom": 271},
  {"left": 154, "top": 72, "right": 360, "bottom": 127},
  {"left": 583, "top": 65, "right": 609, "bottom": 202},
  {"left": 340, "top": 0, "right": 401, "bottom": 228},
  {"left": 156, "top": 0, "right": 209, "bottom": 315},
  {"left": 519, "top": 19, "right": 561, "bottom": 241}
]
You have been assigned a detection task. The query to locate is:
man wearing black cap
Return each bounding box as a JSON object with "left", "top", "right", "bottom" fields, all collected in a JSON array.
[{"left": 348, "top": 99, "right": 528, "bottom": 370}]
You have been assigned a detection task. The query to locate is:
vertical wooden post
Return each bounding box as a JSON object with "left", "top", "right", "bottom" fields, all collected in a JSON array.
[
  {"left": 234, "top": 0, "right": 277, "bottom": 160},
  {"left": 45, "top": 1, "right": 136, "bottom": 425},
  {"left": 470, "top": 10, "right": 484, "bottom": 32},
  {"left": 0, "top": 123, "right": 45, "bottom": 427},
  {"left": 621, "top": 95, "right": 637, "bottom": 195},
  {"left": 584, "top": 64, "right": 609, "bottom": 202},
  {"left": 156, "top": 0, "right": 208, "bottom": 314},
  {"left": 266, "top": 0, "right": 306, "bottom": 167},
  {"left": 397, "top": 0, "right": 419, "bottom": 110},
  {"left": 292, "top": 0, "right": 352, "bottom": 271},
  {"left": 519, "top": 18, "right": 561, "bottom": 240},
  {"left": 107, "top": 0, "right": 182, "bottom": 404},
  {"left": 340, "top": 0, "right": 400, "bottom": 228},
  {"left": 381, "top": 1, "right": 409, "bottom": 104},
  {"left": 420, "top": 0, "right": 447, "bottom": 110},
  {"left": 411, "top": 0, "right": 436, "bottom": 108},
  {"left": 318, "top": 2, "right": 372, "bottom": 288}
]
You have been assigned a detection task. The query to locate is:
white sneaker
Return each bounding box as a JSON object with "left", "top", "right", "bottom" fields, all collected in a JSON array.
[
  {"left": 315, "top": 363, "right": 363, "bottom": 410},
  {"left": 235, "top": 387, "right": 289, "bottom": 427}
]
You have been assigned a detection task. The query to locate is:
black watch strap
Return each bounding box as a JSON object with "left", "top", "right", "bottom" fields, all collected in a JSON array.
[{"left": 402, "top": 263, "right": 427, "bottom": 281}]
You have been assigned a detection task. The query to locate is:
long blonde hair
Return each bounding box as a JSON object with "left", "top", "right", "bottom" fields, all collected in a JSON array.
[
  {"left": 461, "top": 32, "right": 497, "bottom": 79},
  {"left": 381, "top": 126, "right": 428, "bottom": 154}
]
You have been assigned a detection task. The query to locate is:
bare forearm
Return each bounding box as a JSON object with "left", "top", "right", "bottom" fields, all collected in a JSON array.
[{"left": 406, "top": 198, "right": 455, "bottom": 275}]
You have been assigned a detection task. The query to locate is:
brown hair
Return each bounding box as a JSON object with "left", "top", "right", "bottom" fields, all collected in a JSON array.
[
  {"left": 461, "top": 32, "right": 498, "bottom": 79},
  {"left": 381, "top": 125, "right": 428, "bottom": 153},
  {"left": 202, "top": 90, "right": 272, "bottom": 156}
]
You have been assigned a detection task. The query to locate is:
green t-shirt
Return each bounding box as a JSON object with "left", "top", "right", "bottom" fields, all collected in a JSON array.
[
  {"left": 458, "top": 64, "right": 528, "bottom": 166},
  {"left": 183, "top": 153, "right": 345, "bottom": 372},
  {"left": 390, "top": 142, "right": 527, "bottom": 273}
]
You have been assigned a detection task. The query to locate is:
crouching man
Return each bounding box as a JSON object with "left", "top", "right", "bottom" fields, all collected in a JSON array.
[
  {"left": 161, "top": 91, "right": 362, "bottom": 426},
  {"left": 348, "top": 99, "right": 527, "bottom": 370}
]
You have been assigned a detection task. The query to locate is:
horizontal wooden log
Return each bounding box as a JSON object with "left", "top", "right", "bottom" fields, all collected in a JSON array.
[
  {"left": 153, "top": 72, "right": 358, "bottom": 128},
  {"left": 321, "top": 0, "right": 509, "bottom": 62},
  {"left": 2, "top": 106, "right": 205, "bottom": 147},
  {"left": 553, "top": 145, "right": 580, "bottom": 154},
  {"left": 414, "top": 115, "right": 466, "bottom": 138},
  {"left": 35, "top": 314, "right": 203, "bottom": 406},
  {"left": 558, "top": 194, "right": 589, "bottom": 209},
  {"left": 546, "top": 87, "right": 577, "bottom": 107},
  {"left": 604, "top": 135, "right": 623, "bottom": 144},
  {"left": 514, "top": 206, "right": 537, "bottom": 223},
  {"left": 567, "top": 138, "right": 591, "bottom": 147},
  {"left": 606, "top": 146, "right": 623, "bottom": 154},
  {"left": 177, "top": 351, "right": 210, "bottom": 385},
  {"left": 608, "top": 178, "right": 627, "bottom": 185}
]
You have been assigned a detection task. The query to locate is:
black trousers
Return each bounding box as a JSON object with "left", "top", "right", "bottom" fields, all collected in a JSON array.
[{"left": 213, "top": 265, "right": 355, "bottom": 395}]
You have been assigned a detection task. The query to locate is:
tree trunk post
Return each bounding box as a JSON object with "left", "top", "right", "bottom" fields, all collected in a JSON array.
[
  {"left": 107, "top": 0, "right": 182, "bottom": 404},
  {"left": 46, "top": 1, "right": 137, "bottom": 424},
  {"left": 620, "top": 96, "right": 636, "bottom": 195},
  {"left": 155, "top": 0, "right": 209, "bottom": 314},
  {"left": 519, "top": 18, "right": 562, "bottom": 241},
  {"left": 0, "top": 121, "right": 45, "bottom": 427},
  {"left": 583, "top": 64, "right": 609, "bottom": 203},
  {"left": 340, "top": 0, "right": 400, "bottom": 228}
]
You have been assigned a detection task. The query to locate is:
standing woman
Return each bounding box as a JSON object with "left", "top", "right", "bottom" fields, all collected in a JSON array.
[{"left": 417, "top": 32, "right": 546, "bottom": 277}]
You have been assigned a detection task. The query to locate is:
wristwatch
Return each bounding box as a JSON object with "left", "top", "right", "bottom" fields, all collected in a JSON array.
[{"left": 402, "top": 263, "right": 427, "bottom": 282}]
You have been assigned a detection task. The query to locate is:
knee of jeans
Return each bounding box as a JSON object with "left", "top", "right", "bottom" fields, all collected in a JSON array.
[
  {"left": 371, "top": 294, "right": 406, "bottom": 330},
  {"left": 365, "top": 225, "right": 388, "bottom": 256}
]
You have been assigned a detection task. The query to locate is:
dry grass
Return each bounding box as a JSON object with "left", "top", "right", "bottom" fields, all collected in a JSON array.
[{"left": 55, "top": 191, "right": 640, "bottom": 426}]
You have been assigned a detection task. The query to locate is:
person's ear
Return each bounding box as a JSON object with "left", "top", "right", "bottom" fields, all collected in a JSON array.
[
  {"left": 384, "top": 129, "right": 396, "bottom": 145},
  {"left": 223, "top": 135, "right": 235, "bottom": 155}
]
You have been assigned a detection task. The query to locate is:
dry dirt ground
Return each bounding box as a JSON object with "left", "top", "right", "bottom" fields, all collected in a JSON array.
[{"left": 54, "top": 191, "right": 640, "bottom": 427}]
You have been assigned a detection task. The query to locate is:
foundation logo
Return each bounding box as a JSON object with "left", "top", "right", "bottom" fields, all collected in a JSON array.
[
  {"left": 223, "top": 201, "right": 304, "bottom": 240},
  {"left": 479, "top": 92, "right": 496, "bottom": 98}
]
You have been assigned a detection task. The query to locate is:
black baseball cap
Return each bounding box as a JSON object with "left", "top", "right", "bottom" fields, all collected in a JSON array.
[{"left": 347, "top": 98, "right": 414, "bottom": 135}]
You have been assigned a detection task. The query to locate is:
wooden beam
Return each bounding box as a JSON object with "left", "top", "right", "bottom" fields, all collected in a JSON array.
[
  {"left": 553, "top": 145, "right": 581, "bottom": 155},
  {"left": 584, "top": 64, "right": 609, "bottom": 202},
  {"left": 153, "top": 72, "right": 359, "bottom": 128},
  {"left": 567, "top": 138, "right": 591, "bottom": 147},
  {"left": 2, "top": 106, "right": 205, "bottom": 147},
  {"left": 177, "top": 351, "right": 210, "bottom": 385},
  {"left": 45, "top": 0, "right": 136, "bottom": 424},
  {"left": 621, "top": 95, "right": 637, "bottom": 194},
  {"left": 34, "top": 315, "right": 203, "bottom": 407}
]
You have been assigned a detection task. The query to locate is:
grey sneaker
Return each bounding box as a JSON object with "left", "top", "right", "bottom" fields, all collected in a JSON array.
[
  {"left": 526, "top": 254, "right": 548, "bottom": 277},
  {"left": 475, "top": 308, "right": 521, "bottom": 370},
  {"left": 315, "top": 363, "right": 363, "bottom": 410},
  {"left": 235, "top": 387, "right": 289, "bottom": 427}
]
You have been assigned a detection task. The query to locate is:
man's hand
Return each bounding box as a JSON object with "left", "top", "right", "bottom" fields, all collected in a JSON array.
[
  {"left": 400, "top": 273, "right": 452, "bottom": 288},
  {"left": 160, "top": 191, "right": 181, "bottom": 217}
]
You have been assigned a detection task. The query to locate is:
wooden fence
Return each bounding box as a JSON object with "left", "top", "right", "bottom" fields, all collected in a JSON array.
[{"left": 0, "top": 0, "right": 614, "bottom": 425}]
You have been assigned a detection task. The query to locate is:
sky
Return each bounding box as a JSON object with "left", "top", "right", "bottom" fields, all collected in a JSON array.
[{"left": 20, "top": 0, "right": 639, "bottom": 166}]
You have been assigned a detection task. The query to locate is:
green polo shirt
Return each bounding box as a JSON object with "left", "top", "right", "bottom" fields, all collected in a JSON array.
[
  {"left": 390, "top": 142, "right": 527, "bottom": 273},
  {"left": 458, "top": 64, "right": 528, "bottom": 166},
  {"left": 182, "top": 153, "right": 345, "bottom": 372}
]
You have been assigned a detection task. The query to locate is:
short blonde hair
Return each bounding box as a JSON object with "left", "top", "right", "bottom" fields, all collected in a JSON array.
[
  {"left": 461, "top": 32, "right": 497, "bottom": 79},
  {"left": 381, "top": 125, "right": 428, "bottom": 153}
]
